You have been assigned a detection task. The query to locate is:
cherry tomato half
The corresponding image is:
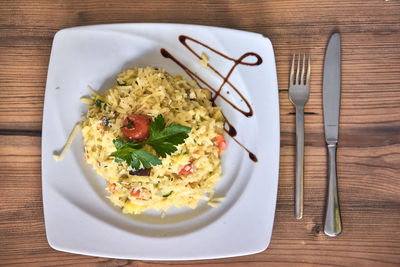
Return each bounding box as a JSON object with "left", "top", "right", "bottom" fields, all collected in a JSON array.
[
  {"left": 122, "top": 114, "right": 152, "bottom": 141},
  {"left": 130, "top": 188, "right": 141, "bottom": 198},
  {"left": 179, "top": 163, "right": 194, "bottom": 175},
  {"left": 215, "top": 134, "right": 227, "bottom": 153},
  {"left": 108, "top": 182, "right": 116, "bottom": 193}
]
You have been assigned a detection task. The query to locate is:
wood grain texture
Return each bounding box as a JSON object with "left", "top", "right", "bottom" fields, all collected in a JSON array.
[{"left": 0, "top": 0, "right": 399, "bottom": 266}]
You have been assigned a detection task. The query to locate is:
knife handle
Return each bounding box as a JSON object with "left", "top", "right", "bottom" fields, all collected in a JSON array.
[
  {"left": 324, "top": 143, "right": 342, "bottom": 236},
  {"left": 295, "top": 106, "right": 304, "bottom": 220}
]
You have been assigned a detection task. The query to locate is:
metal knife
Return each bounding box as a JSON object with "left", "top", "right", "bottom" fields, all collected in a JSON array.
[{"left": 323, "top": 32, "right": 343, "bottom": 237}]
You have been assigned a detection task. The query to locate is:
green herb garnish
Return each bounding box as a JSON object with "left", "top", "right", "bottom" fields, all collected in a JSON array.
[
  {"left": 163, "top": 191, "right": 173, "bottom": 197},
  {"left": 110, "top": 138, "right": 161, "bottom": 170},
  {"left": 145, "top": 114, "right": 191, "bottom": 158},
  {"left": 95, "top": 99, "right": 107, "bottom": 110},
  {"left": 126, "top": 117, "right": 134, "bottom": 129},
  {"left": 110, "top": 115, "right": 191, "bottom": 170},
  {"left": 117, "top": 80, "right": 127, "bottom": 86}
]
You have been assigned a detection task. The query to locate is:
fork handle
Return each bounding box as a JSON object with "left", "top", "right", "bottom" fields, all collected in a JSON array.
[
  {"left": 324, "top": 143, "right": 342, "bottom": 236},
  {"left": 295, "top": 106, "right": 304, "bottom": 220}
]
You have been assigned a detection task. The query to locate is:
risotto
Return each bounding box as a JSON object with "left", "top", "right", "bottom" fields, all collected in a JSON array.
[{"left": 80, "top": 67, "right": 226, "bottom": 215}]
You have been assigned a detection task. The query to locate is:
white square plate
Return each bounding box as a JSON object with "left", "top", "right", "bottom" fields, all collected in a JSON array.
[{"left": 42, "top": 23, "right": 280, "bottom": 260}]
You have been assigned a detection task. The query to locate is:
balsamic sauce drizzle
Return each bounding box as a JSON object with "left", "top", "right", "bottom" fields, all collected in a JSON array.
[
  {"left": 179, "top": 35, "right": 262, "bottom": 117},
  {"left": 160, "top": 35, "right": 262, "bottom": 162}
]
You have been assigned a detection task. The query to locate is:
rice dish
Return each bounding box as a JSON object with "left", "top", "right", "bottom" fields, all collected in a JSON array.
[{"left": 80, "top": 67, "right": 226, "bottom": 214}]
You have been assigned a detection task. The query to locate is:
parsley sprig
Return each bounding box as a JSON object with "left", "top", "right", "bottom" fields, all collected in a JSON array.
[
  {"left": 110, "top": 115, "right": 191, "bottom": 170},
  {"left": 146, "top": 114, "right": 192, "bottom": 158}
]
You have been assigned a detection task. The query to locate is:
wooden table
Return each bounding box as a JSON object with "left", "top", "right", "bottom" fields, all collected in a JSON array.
[{"left": 1, "top": 1, "right": 399, "bottom": 266}]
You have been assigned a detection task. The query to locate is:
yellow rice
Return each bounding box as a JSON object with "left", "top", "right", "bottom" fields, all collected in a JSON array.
[{"left": 80, "top": 67, "right": 225, "bottom": 215}]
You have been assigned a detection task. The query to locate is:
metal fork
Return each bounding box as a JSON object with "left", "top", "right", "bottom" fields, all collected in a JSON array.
[{"left": 289, "top": 53, "right": 310, "bottom": 220}]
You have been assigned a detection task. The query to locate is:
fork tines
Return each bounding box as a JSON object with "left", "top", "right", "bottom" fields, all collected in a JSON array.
[{"left": 290, "top": 53, "right": 311, "bottom": 86}]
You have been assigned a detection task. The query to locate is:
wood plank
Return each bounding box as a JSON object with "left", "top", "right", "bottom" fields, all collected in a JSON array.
[
  {"left": 0, "top": 134, "right": 399, "bottom": 265},
  {"left": 0, "top": 1, "right": 399, "bottom": 131}
]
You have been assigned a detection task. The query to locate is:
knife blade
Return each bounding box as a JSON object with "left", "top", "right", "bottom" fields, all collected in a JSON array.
[
  {"left": 323, "top": 32, "right": 343, "bottom": 237},
  {"left": 323, "top": 33, "right": 341, "bottom": 144}
]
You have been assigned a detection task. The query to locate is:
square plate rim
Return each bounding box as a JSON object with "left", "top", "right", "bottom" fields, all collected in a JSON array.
[{"left": 41, "top": 22, "right": 280, "bottom": 260}]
